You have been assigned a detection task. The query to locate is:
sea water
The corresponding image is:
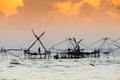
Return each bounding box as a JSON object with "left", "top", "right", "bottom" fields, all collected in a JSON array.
[{"left": 0, "top": 57, "right": 120, "bottom": 80}]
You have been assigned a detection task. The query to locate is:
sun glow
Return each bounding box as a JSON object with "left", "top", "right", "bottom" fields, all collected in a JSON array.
[{"left": 0, "top": 0, "right": 23, "bottom": 16}]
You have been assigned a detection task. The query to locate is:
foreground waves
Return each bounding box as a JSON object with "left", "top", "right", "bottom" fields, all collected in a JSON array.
[{"left": 0, "top": 57, "right": 120, "bottom": 80}]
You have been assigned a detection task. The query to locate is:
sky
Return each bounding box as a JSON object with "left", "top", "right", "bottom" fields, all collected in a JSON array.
[{"left": 0, "top": 0, "right": 120, "bottom": 50}]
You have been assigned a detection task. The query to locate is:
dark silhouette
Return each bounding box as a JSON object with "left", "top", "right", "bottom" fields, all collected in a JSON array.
[
  {"left": 23, "top": 29, "right": 51, "bottom": 59},
  {"left": 54, "top": 54, "right": 59, "bottom": 59},
  {"left": 90, "top": 63, "right": 95, "bottom": 67},
  {"left": 1, "top": 29, "right": 119, "bottom": 60},
  {"left": 38, "top": 47, "right": 41, "bottom": 53}
]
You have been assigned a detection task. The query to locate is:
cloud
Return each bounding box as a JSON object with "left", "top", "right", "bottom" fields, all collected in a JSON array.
[
  {"left": 84, "top": 0, "right": 100, "bottom": 7},
  {"left": 17, "top": 0, "right": 57, "bottom": 17},
  {"left": 0, "top": 0, "right": 23, "bottom": 16},
  {"left": 106, "top": 10, "right": 120, "bottom": 19},
  {"left": 1, "top": 0, "right": 119, "bottom": 21},
  {"left": 0, "top": 0, "right": 119, "bottom": 48},
  {"left": 111, "top": 0, "right": 120, "bottom": 6},
  {"left": 52, "top": 0, "right": 80, "bottom": 16},
  {"left": 52, "top": 0, "right": 101, "bottom": 17},
  {"left": 0, "top": 0, "right": 120, "bottom": 28},
  {"left": 0, "top": 11, "right": 5, "bottom": 22}
]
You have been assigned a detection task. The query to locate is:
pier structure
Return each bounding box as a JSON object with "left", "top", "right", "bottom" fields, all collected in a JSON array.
[
  {"left": 23, "top": 29, "right": 51, "bottom": 59},
  {"left": 0, "top": 47, "right": 23, "bottom": 59},
  {"left": 52, "top": 37, "right": 120, "bottom": 59},
  {"left": 51, "top": 37, "right": 100, "bottom": 59},
  {"left": 87, "top": 37, "right": 120, "bottom": 59},
  {"left": 0, "top": 30, "right": 120, "bottom": 60}
]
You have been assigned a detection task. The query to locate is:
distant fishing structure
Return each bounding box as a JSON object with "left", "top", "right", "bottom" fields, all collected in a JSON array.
[
  {"left": 51, "top": 37, "right": 120, "bottom": 59},
  {"left": 0, "top": 29, "right": 120, "bottom": 60}
]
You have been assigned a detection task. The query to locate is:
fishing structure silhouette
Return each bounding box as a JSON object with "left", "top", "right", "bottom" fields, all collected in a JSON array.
[{"left": 0, "top": 29, "right": 120, "bottom": 60}]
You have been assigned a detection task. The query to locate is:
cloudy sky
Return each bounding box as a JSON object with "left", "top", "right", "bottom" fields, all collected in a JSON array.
[{"left": 0, "top": 0, "right": 120, "bottom": 49}]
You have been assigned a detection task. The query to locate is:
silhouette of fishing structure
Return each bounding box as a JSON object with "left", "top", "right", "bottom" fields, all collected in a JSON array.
[
  {"left": 0, "top": 47, "right": 23, "bottom": 60},
  {"left": 51, "top": 37, "right": 100, "bottom": 59},
  {"left": 51, "top": 37, "right": 120, "bottom": 59},
  {"left": 23, "top": 29, "right": 51, "bottom": 59},
  {"left": 0, "top": 30, "right": 120, "bottom": 60}
]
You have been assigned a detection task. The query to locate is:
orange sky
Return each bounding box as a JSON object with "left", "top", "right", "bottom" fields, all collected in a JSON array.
[
  {"left": 0, "top": 0, "right": 23, "bottom": 16},
  {"left": 0, "top": 0, "right": 120, "bottom": 48}
]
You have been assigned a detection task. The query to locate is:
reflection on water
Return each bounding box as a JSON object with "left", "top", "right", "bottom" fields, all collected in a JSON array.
[{"left": 0, "top": 57, "right": 120, "bottom": 80}]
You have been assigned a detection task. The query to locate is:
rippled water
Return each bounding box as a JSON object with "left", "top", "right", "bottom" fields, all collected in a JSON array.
[{"left": 0, "top": 57, "right": 120, "bottom": 80}]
